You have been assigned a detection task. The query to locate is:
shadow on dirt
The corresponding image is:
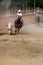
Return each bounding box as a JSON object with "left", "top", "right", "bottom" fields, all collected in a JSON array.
[{"left": 0, "top": 33, "right": 6, "bottom": 36}]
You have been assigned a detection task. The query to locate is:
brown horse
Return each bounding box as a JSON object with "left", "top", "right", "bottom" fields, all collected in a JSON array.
[{"left": 14, "top": 18, "right": 23, "bottom": 34}]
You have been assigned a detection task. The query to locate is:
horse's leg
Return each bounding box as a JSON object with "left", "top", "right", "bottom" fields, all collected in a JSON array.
[
  {"left": 15, "top": 27, "right": 17, "bottom": 34},
  {"left": 18, "top": 28, "right": 20, "bottom": 34},
  {"left": 35, "top": 17, "right": 39, "bottom": 26},
  {"left": 18, "top": 23, "right": 23, "bottom": 34},
  {"left": 17, "top": 28, "right": 19, "bottom": 34},
  {"left": 38, "top": 17, "right": 40, "bottom": 26},
  {"left": 18, "top": 27, "right": 21, "bottom": 34}
]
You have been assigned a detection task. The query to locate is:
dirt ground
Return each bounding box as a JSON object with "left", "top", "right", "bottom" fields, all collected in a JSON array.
[
  {"left": 0, "top": 33, "right": 43, "bottom": 65},
  {"left": 0, "top": 14, "right": 43, "bottom": 65}
]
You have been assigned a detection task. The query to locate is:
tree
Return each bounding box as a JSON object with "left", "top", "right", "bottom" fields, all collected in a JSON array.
[{"left": 0, "top": 0, "right": 2, "bottom": 2}]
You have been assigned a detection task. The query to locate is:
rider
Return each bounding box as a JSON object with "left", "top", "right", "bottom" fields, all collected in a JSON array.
[
  {"left": 35, "top": 8, "right": 41, "bottom": 23},
  {"left": 15, "top": 9, "right": 23, "bottom": 28},
  {"left": 14, "top": 9, "right": 23, "bottom": 34},
  {"left": 17, "top": 9, "right": 23, "bottom": 19}
]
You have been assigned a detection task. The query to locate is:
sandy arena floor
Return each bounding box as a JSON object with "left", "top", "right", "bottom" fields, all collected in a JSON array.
[{"left": 0, "top": 33, "right": 43, "bottom": 65}]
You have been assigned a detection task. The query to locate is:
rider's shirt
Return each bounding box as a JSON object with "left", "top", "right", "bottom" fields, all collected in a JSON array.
[{"left": 17, "top": 13, "right": 22, "bottom": 17}]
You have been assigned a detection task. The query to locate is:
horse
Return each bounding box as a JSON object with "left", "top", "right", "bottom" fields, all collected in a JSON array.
[
  {"left": 35, "top": 14, "right": 40, "bottom": 26},
  {"left": 14, "top": 18, "right": 23, "bottom": 34}
]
